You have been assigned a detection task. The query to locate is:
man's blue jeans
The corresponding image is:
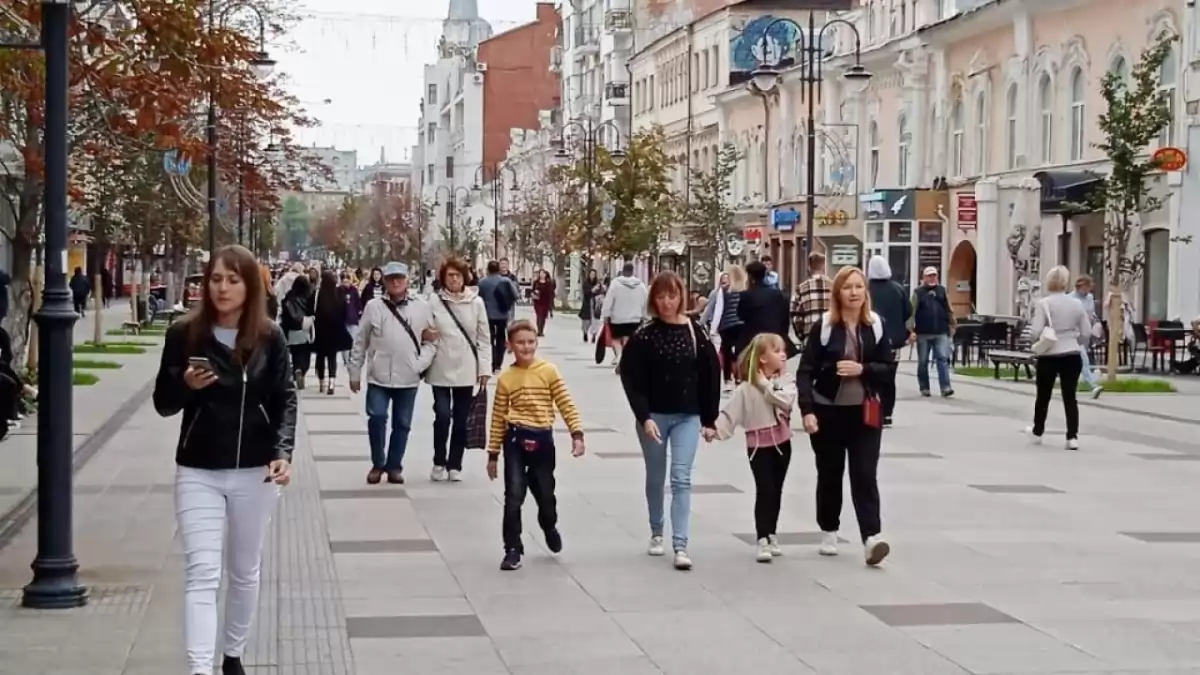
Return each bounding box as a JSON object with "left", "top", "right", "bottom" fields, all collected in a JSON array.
[
  {"left": 1079, "top": 344, "right": 1100, "bottom": 388},
  {"left": 365, "top": 384, "right": 419, "bottom": 471},
  {"left": 916, "top": 334, "right": 952, "bottom": 394},
  {"left": 635, "top": 413, "right": 701, "bottom": 552}
]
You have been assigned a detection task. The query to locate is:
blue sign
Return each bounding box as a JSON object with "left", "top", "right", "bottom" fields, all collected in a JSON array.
[
  {"left": 163, "top": 150, "right": 192, "bottom": 176},
  {"left": 770, "top": 207, "right": 799, "bottom": 232}
]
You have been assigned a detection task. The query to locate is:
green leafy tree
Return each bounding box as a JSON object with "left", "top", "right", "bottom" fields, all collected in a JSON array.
[
  {"left": 596, "top": 126, "right": 678, "bottom": 258},
  {"left": 685, "top": 142, "right": 742, "bottom": 259}
]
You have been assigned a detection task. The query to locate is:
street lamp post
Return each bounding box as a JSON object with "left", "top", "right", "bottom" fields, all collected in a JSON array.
[
  {"left": 206, "top": 0, "right": 275, "bottom": 255},
  {"left": 747, "top": 15, "right": 871, "bottom": 254},
  {"left": 552, "top": 117, "right": 626, "bottom": 281},
  {"left": 472, "top": 163, "right": 518, "bottom": 260},
  {"left": 433, "top": 185, "right": 472, "bottom": 256}
]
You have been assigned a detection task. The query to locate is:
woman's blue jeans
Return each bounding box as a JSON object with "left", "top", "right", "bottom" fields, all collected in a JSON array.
[{"left": 635, "top": 413, "right": 701, "bottom": 552}]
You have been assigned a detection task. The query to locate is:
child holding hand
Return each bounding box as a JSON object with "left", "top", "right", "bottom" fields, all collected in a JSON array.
[{"left": 706, "top": 333, "right": 795, "bottom": 563}]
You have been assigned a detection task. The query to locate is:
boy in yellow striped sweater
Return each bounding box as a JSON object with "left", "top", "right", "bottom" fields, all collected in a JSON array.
[{"left": 487, "top": 319, "right": 586, "bottom": 571}]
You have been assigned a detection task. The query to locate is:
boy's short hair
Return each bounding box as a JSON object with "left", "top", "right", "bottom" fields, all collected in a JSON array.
[{"left": 506, "top": 319, "right": 537, "bottom": 340}]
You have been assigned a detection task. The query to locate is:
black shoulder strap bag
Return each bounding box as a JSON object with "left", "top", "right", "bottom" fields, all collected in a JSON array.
[{"left": 382, "top": 299, "right": 421, "bottom": 355}]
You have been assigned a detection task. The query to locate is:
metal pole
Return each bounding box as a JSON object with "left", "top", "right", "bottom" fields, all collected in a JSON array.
[
  {"left": 803, "top": 11, "right": 817, "bottom": 254},
  {"left": 206, "top": 0, "right": 217, "bottom": 255},
  {"left": 492, "top": 170, "right": 500, "bottom": 259},
  {"left": 236, "top": 169, "right": 244, "bottom": 246},
  {"left": 24, "top": 0, "right": 86, "bottom": 609}
]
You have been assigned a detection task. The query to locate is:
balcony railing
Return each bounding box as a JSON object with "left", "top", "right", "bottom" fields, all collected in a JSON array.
[
  {"left": 604, "top": 10, "right": 631, "bottom": 32},
  {"left": 605, "top": 82, "right": 629, "bottom": 104},
  {"left": 573, "top": 25, "right": 600, "bottom": 51}
]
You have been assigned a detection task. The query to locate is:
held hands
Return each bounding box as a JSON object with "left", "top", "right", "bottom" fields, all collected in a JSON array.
[
  {"left": 701, "top": 427, "right": 717, "bottom": 442},
  {"left": 802, "top": 414, "right": 819, "bottom": 435},
  {"left": 571, "top": 437, "right": 586, "bottom": 457},
  {"left": 486, "top": 455, "right": 499, "bottom": 481},
  {"left": 183, "top": 366, "right": 217, "bottom": 390},
  {"left": 421, "top": 327, "right": 439, "bottom": 343},
  {"left": 835, "top": 360, "right": 863, "bottom": 377},
  {"left": 267, "top": 459, "right": 291, "bottom": 486},
  {"left": 349, "top": 380, "right": 361, "bottom": 394}
]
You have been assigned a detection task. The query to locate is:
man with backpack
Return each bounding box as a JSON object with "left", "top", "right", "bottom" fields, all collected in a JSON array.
[{"left": 478, "top": 260, "right": 520, "bottom": 373}]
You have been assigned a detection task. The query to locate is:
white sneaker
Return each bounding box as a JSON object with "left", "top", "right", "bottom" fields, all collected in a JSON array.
[
  {"left": 673, "top": 549, "right": 693, "bottom": 570},
  {"left": 819, "top": 531, "right": 839, "bottom": 556},
  {"left": 647, "top": 536, "right": 665, "bottom": 557},
  {"left": 430, "top": 466, "right": 447, "bottom": 482},
  {"left": 767, "top": 534, "right": 782, "bottom": 556},
  {"left": 1091, "top": 385, "right": 1104, "bottom": 399},
  {"left": 865, "top": 535, "right": 891, "bottom": 566},
  {"left": 1024, "top": 426, "right": 1043, "bottom": 445},
  {"left": 447, "top": 469, "right": 463, "bottom": 482},
  {"left": 1065, "top": 438, "right": 1079, "bottom": 451},
  {"left": 756, "top": 538, "right": 773, "bottom": 563}
]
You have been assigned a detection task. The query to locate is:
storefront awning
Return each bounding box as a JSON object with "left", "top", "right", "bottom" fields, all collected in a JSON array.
[{"left": 1033, "top": 170, "right": 1103, "bottom": 215}]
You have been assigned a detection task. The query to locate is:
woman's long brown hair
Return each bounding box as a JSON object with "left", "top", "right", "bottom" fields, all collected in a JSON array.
[{"left": 184, "top": 244, "right": 272, "bottom": 363}]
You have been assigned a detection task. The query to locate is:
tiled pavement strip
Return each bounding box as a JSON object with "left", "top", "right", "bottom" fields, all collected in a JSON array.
[{"left": 5, "top": 309, "right": 1200, "bottom": 673}]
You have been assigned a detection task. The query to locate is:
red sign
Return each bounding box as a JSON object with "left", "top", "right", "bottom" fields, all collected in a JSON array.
[
  {"left": 956, "top": 193, "right": 978, "bottom": 231},
  {"left": 744, "top": 227, "right": 763, "bottom": 241},
  {"left": 1153, "top": 146, "right": 1187, "bottom": 171}
]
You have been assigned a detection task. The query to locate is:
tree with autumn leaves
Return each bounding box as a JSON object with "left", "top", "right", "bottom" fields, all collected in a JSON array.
[
  {"left": 0, "top": 0, "right": 315, "bottom": 363},
  {"left": 316, "top": 186, "right": 423, "bottom": 270}
]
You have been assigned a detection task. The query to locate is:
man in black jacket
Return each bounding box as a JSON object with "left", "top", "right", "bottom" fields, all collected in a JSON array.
[
  {"left": 736, "top": 261, "right": 794, "bottom": 356},
  {"left": 911, "top": 267, "right": 955, "bottom": 397},
  {"left": 867, "top": 256, "right": 912, "bottom": 426}
]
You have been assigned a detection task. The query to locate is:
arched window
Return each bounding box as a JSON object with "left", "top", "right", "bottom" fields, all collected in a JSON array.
[
  {"left": 1038, "top": 74, "right": 1053, "bottom": 164},
  {"left": 1110, "top": 55, "right": 1128, "bottom": 84},
  {"left": 1158, "top": 37, "right": 1177, "bottom": 147},
  {"left": 792, "top": 135, "right": 804, "bottom": 195},
  {"left": 950, "top": 99, "right": 964, "bottom": 176},
  {"left": 1005, "top": 84, "right": 1018, "bottom": 169},
  {"left": 974, "top": 93, "right": 987, "bottom": 174},
  {"left": 897, "top": 114, "right": 910, "bottom": 186},
  {"left": 1069, "top": 67, "right": 1085, "bottom": 160},
  {"left": 776, "top": 139, "right": 786, "bottom": 199},
  {"left": 701, "top": 51, "right": 710, "bottom": 89},
  {"left": 868, "top": 121, "right": 879, "bottom": 189}
]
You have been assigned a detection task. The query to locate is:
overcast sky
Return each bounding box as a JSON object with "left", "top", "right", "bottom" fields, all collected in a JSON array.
[{"left": 277, "top": 1, "right": 537, "bottom": 167}]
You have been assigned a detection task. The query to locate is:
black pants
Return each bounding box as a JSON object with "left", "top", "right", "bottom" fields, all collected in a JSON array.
[
  {"left": 1032, "top": 352, "right": 1083, "bottom": 439},
  {"left": 534, "top": 308, "right": 548, "bottom": 336},
  {"left": 489, "top": 319, "right": 507, "bottom": 372},
  {"left": 288, "top": 344, "right": 311, "bottom": 375},
  {"left": 73, "top": 296, "right": 87, "bottom": 314},
  {"left": 718, "top": 326, "right": 742, "bottom": 382},
  {"left": 809, "top": 404, "right": 882, "bottom": 542},
  {"left": 313, "top": 350, "right": 337, "bottom": 380},
  {"left": 432, "top": 385, "right": 473, "bottom": 471},
  {"left": 748, "top": 441, "right": 792, "bottom": 539},
  {"left": 502, "top": 425, "right": 557, "bottom": 554},
  {"left": 880, "top": 360, "right": 899, "bottom": 419}
]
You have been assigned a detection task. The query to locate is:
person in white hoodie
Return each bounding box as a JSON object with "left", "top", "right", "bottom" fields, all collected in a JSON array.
[
  {"left": 600, "top": 262, "right": 648, "bottom": 370},
  {"left": 272, "top": 262, "right": 305, "bottom": 317},
  {"left": 348, "top": 262, "right": 439, "bottom": 485},
  {"left": 426, "top": 258, "right": 490, "bottom": 482}
]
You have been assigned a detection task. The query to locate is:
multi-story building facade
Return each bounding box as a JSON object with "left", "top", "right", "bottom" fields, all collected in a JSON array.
[{"left": 559, "top": 0, "right": 632, "bottom": 149}]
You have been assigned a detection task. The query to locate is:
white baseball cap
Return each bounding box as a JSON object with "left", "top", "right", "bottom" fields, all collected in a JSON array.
[{"left": 922, "top": 266, "right": 938, "bottom": 276}]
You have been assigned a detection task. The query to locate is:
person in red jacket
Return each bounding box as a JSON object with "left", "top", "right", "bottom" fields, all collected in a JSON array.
[{"left": 531, "top": 269, "right": 556, "bottom": 336}]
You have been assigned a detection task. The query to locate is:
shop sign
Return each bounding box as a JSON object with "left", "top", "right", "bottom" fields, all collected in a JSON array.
[
  {"left": 744, "top": 226, "right": 763, "bottom": 241},
  {"left": 860, "top": 190, "right": 914, "bottom": 220},
  {"left": 956, "top": 193, "right": 978, "bottom": 231},
  {"left": 1153, "top": 146, "right": 1187, "bottom": 171},
  {"left": 830, "top": 244, "right": 858, "bottom": 266},
  {"left": 816, "top": 209, "right": 850, "bottom": 227},
  {"left": 770, "top": 207, "right": 799, "bottom": 232}
]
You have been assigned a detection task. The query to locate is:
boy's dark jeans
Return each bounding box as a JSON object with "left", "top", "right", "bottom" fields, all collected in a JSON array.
[{"left": 501, "top": 425, "right": 557, "bottom": 554}]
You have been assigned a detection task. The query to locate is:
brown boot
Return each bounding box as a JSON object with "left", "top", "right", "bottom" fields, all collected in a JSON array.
[
  {"left": 366, "top": 468, "right": 384, "bottom": 485},
  {"left": 386, "top": 471, "right": 405, "bottom": 485}
]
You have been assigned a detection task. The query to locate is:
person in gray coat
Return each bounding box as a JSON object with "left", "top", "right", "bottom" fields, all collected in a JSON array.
[{"left": 477, "top": 260, "right": 520, "bottom": 372}]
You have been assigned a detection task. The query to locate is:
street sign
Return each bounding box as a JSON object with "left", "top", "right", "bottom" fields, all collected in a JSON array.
[
  {"left": 956, "top": 193, "right": 978, "bottom": 231},
  {"left": 1153, "top": 146, "right": 1187, "bottom": 171}
]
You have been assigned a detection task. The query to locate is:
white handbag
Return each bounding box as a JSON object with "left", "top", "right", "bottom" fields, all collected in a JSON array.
[{"left": 1030, "top": 298, "right": 1057, "bottom": 355}]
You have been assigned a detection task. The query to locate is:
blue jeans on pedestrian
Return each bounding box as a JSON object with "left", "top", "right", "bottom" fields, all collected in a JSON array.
[
  {"left": 365, "top": 384, "right": 418, "bottom": 471},
  {"left": 635, "top": 413, "right": 701, "bottom": 552},
  {"left": 1079, "top": 343, "right": 1100, "bottom": 388},
  {"left": 916, "top": 334, "right": 952, "bottom": 394}
]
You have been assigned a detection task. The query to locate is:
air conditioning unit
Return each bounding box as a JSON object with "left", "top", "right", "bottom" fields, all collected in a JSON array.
[
  {"left": 473, "top": 73, "right": 484, "bottom": 84},
  {"left": 476, "top": 62, "right": 488, "bottom": 72}
]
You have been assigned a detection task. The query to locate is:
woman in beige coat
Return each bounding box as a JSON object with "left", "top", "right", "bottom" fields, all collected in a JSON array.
[{"left": 426, "top": 257, "right": 491, "bottom": 481}]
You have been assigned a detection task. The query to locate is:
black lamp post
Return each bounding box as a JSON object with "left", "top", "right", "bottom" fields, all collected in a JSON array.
[
  {"left": 207, "top": 0, "right": 275, "bottom": 254},
  {"left": 747, "top": 15, "right": 871, "bottom": 254},
  {"left": 552, "top": 117, "right": 626, "bottom": 281},
  {"left": 472, "top": 163, "right": 518, "bottom": 260},
  {"left": 0, "top": 0, "right": 87, "bottom": 609},
  {"left": 433, "top": 185, "right": 472, "bottom": 255}
]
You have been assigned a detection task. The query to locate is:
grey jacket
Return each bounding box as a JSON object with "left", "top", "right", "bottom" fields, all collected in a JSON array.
[
  {"left": 1030, "top": 293, "right": 1092, "bottom": 356},
  {"left": 348, "top": 295, "right": 438, "bottom": 388},
  {"left": 477, "top": 274, "right": 519, "bottom": 321}
]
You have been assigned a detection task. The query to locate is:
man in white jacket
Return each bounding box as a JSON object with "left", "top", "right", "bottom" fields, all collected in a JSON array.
[
  {"left": 348, "top": 262, "right": 438, "bottom": 485},
  {"left": 600, "top": 263, "right": 647, "bottom": 370}
]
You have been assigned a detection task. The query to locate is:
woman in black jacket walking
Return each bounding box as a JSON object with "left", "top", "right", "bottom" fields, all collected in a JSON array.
[
  {"left": 312, "top": 270, "right": 351, "bottom": 395},
  {"left": 153, "top": 244, "right": 296, "bottom": 675},
  {"left": 797, "top": 266, "right": 893, "bottom": 567}
]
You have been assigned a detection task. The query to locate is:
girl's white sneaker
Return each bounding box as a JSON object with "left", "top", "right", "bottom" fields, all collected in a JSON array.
[
  {"left": 1066, "top": 438, "right": 1079, "bottom": 451},
  {"left": 767, "top": 534, "right": 783, "bottom": 556},
  {"left": 819, "top": 532, "right": 839, "bottom": 556},
  {"left": 673, "top": 549, "right": 693, "bottom": 570},
  {"left": 756, "top": 539, "right": 773, "bottom": 563},
  {"left": 1024, "top": 426, "right": 1043, "bottom": 445},
  {"left": 647, "top": 536, "right": 665, "bottom": 556},
  {"left": 865, "top": 535, "right": 891, "bottom": 566}
]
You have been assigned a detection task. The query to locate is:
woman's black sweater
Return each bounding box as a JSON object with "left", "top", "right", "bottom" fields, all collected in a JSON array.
[{"left": 619, "top": 318, "right": 721, "bottom": 426}]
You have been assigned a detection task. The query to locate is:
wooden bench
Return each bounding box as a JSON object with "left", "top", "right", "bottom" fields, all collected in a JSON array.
[{"left": 989, "top": 349, "right": 1036, "bottom": 381}]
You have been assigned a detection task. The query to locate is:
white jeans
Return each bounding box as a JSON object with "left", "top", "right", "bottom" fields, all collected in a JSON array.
[{"left": 175, "top": 466, "right": 280, "bottom": 675}]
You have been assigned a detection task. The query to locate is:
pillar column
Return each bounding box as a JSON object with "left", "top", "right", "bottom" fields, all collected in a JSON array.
[
  {"left": 974, "top": 178, "right": 999, "bottom": 315},
  {"left": 778, "top": 85, "right": 793, "bottom": 196}
]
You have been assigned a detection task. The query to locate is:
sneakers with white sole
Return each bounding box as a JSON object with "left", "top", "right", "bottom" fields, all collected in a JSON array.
[
  {"left": 673, "top": 549, "right": 693, "bottom": 570},
  {"left": 1065, "top": 438, "right": 1079, "bottom": 451},
  {"left": 755, "top": 538, "right": 773, "bottom": 563},
  {"left": 1024, "top": 426, "right": 1043, "bottom": 445},
  {"left": 767, "top": 534, "right": 782, "bottom": 557},
  {"left": 864, "top": 535, "right": 891, "bottom": 566},
  {"left": 647, "top": 536, "right": 665, "bottom": 557},
  {"left": 430, "top": 466, "right": 447, "bottom": 482},
  {"left": 819, "top": 531, "right": 839, "bottom": 556},
  {"left": 447, "top": 469, "right": 463, "bottom": 482}
]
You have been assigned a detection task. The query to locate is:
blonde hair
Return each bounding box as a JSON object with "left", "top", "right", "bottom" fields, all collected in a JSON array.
[
  {"left": 1045, "top": 265, "right": 1071, "bottom": 293},
  {"left": 736, "top": 333, "right": 785, "bottom": 383},
  {"left": 829, "top": 266, "right": 874, "bottom": 326},
  {"left": 726, "top": 265, "right": 747, "bottom": 292}
]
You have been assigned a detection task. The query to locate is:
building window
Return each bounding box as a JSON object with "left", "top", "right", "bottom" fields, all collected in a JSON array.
[
  {"left": 1110, "top": 55, "right": 1128, "bottom": 84},
  {"left": 649, "top": 74, "right": 655, "bottom": 107},
  {"left": 711, "top": 47, "right": 719, "bottom": 87},
  {"left": 427, "top": 122, "right": 436, "bottom": 143},
  {"left": 1038, "top": 74, "right": 1053, "bottom": 164},
  {"left": 792, "top": 135, "right": 803, "bottom": 194},
  {"left": 427, "top": 84, "right": 437, "bottom": 104},
  {"left": 427, "top": 164, "right": 434, "bottom": 182},
  {"left": 445, "top": 157, "right": 454, "bottom": 179},
  {"left": 1005, "top": 84, "right": 1018, "bottom": 169},
  {"left": 692, "top": 52, "right": 700, "bottom": 92},
  {"left": 1069, "top": 67, "right": 1085, "bottom": 160},
  {"left": 702, "top": 51, "right": 709, "bottom": 88},
  {"left": 866, "top": 1, "right": 874, "bottom": 40},
  {"left": 974, "top": 93, "right": 986, "bottom": 174},
  {"left": 1158, "top": 38, "right": 1177, "bottom": 147},
  {"left": 950, "top": 99, "right": 964, "bottom": 176},
  {"left": 897, "top": 114, "right": 909, "bottom": 186},
  {"left": 868, "top": 120, "right": 879, "bottom": 190}
]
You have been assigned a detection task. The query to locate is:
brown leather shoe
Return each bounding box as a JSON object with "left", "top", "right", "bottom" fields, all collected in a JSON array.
[
  {"left": 386, "top": 471, "right": 405, "bottom": 485},
  {"left": 366, "top": 468, "right": 384, "bottom": 485}
]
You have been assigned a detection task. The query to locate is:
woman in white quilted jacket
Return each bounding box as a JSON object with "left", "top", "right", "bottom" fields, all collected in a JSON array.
[{"left": 426, "top": 257, "right": 491, "bottom": 481}]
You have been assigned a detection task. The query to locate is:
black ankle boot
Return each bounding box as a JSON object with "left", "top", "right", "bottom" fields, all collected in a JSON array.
[{"left": 222, "top": 654, "right": 246, "bottom": 675}]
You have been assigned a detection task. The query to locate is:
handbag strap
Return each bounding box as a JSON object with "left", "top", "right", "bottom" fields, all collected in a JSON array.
[
  {"left": 1040, "top": 298, "right": 1056, "bottom": 332},
  {"left": 382, "top": 299, "right": 421, "bottom": 355},
  {"left": 438, "top": 294, "right": 479, "bottom": 362}
]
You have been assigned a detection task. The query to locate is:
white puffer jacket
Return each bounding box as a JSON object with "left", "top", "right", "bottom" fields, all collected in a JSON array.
[
  {"left": 348, "top": 295, "right": 438, "bottom": 388},
  {"left": 426, "top": 288, "right": 490, "bottom": 387}
]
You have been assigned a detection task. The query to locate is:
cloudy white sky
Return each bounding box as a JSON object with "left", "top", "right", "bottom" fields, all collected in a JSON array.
[{"left": 276, "top": 0, "right": 536, "bottom": 167}]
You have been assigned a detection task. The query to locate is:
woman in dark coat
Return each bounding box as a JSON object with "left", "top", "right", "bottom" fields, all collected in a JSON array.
[
  {"left": 531, "top": 269, "right": 555, "bottom": 336},
  {"left": 312, "top": 270, "right": 351, "bottom": 395},
  {"left": 360, "top": 267, "right": 383, "bottom": 306},
  {"left": 578, "top": 269, "right": 602, "bottom": 342}
]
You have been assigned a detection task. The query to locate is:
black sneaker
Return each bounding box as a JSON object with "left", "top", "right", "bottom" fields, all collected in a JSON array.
[
  {"left": 545, "top": 528, "right": 563, "bottom": 553},
  {"left": 500, "top": 550, "right": 522, "bottom": 571},
  {"left": 941, "top": 389, "right": 955, "bottom": 398},
  {"left": 222, "top": 655, "right": 247, "bottom": 675},
  {"left": 920, "top": 390, "right": 932, "bottom": 397},
  {"left": 882, "top": 416, "right": 893, "bottom": 428}
]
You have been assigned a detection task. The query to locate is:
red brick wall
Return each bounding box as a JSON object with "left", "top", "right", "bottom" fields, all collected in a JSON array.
[{"left": 478, "top": 3, "right": 561, "bottom": 181}]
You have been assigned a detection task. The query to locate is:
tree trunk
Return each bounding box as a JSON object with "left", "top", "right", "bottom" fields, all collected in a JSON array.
[
  {"left": 1104, "top": 286, "right": 1123, "bottom": 382},
  {"left": 93, "top": 270, "right": 103, "bottom": 344}
]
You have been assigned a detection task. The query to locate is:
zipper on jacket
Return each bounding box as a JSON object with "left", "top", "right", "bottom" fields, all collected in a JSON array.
[
  {"left": 259, "top": 404, "right": 270, "bottom": 425},
  {"left": 234, "top": 367, "right": 247, "bottom": 469},
  {"left": 182, "top": 410, "right": 202, "bottom": 448}
]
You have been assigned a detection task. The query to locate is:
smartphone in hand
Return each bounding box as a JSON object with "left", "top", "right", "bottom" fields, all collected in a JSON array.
[{"left": 188, "top": 357, "right": 213, "bottom": 371}]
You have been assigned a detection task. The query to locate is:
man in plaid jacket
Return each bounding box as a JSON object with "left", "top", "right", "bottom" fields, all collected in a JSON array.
[{"left": 791, "top": 251, "right": 832, "bottom": 345}]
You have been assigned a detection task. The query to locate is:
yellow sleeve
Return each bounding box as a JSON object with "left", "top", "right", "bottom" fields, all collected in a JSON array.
[
  {"left": 488, "top": 376, "right": 510, "bottom": 453},
  {"left": 547, "top": 365, "right": 583, "bottom": 434}
]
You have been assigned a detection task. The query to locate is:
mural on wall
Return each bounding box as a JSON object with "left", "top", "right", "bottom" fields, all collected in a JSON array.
[{"left": 729, "top": 15, "right": 799, "bottom": 86}]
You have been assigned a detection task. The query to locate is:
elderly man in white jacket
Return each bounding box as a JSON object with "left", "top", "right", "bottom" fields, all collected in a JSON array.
[{"left": 348, "top": 262, "right": 438, "bottom": 485}]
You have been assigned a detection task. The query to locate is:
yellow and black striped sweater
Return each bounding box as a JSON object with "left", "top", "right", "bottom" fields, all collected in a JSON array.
[{"left": 487, "top": 359, "right": 583, "bottom": 452}]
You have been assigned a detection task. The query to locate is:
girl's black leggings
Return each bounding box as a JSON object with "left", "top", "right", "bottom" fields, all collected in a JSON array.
[
  {"left": 748, "top": 440, "right": 792, "bottom": 539},
  {"left": 314, "top": 350, "right": 338, "bottom": 380}
]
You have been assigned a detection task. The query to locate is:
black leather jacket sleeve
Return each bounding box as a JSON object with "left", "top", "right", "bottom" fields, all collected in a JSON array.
[
  {"left": 266, "top": 327, "right": 298, "bottom": 461},
  {"left": 795, "top": 320, "right": 826, "bottom": 417},
  {"left": 153, "top": 322, "right": 192, "bottom": 417}
]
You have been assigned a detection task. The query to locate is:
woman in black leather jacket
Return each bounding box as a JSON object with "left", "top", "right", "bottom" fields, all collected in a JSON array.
[
  {"left": 153, "top": 244, "right": 297, "bottom": 675},
  {"left": 796, "top": 266, "right": 893, "bottom": 568}
]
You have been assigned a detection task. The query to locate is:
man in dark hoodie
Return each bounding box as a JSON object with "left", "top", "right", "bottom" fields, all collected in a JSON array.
[
  {"left": 736, "top": 261, "right": 793, "bottom": 355},
  {"left": 867, "top": 256, "right": 912, "bottom": 427}
]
